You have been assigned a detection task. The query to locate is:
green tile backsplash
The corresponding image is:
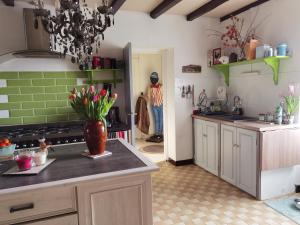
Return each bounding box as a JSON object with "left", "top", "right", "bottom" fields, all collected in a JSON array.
[{"left": 0, "top": 71, "right": 87, "bottom": 125}]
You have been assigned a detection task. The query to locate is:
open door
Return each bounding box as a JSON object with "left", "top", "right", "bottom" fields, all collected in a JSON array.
[{"left": 123, "top": 42, "right": 135, "bottom": 146}]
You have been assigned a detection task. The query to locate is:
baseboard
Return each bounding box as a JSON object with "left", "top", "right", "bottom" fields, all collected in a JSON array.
[{"left": 168, "top": 158, "right": 194, "bottom": 166}]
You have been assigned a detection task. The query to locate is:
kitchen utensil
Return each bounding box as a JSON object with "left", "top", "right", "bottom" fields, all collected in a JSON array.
[{"left": 198, "top": 89, "right": 208, "bottom": 111}]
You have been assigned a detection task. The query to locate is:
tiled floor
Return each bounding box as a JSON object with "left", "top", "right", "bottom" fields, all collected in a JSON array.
[
  {"left": 152, "top": 162, "right": 295, "bottom": 225},
  {"left": 136, "top": 138, "right": 165, "bottom": 163}
]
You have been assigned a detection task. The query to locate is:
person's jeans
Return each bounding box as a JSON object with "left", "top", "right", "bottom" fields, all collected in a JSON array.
[{"left": 152, "top": 105, "right": 163, "bottom": 135}]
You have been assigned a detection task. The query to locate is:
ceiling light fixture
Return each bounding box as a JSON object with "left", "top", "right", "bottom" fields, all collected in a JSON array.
[{"left": 33, "top": 0, "right": 114, "bottom": 64}]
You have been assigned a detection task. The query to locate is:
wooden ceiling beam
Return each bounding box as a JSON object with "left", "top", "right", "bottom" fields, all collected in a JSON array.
[
  {"left": 220, "top": 0, "right": 270, "bottom": 22},
  {"left": 187, "top": 0, "right": 229, "bottom": 21},
  {"left": 110, "top": 0, "right": 126, "bottom": 15},
  {"left": 150, "top": 0, "right": 183, "bottom": 19},
  {"left": 2, "top": 0, "right": 14, "bottom": 6}
]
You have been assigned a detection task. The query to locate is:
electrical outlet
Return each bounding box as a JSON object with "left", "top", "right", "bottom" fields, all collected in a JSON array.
[
  {"left": 0, "top": 110, "right": 9, "bottom": 119},
  {"left": 77, "top": 78, "right": 87, "bottom": 85}
]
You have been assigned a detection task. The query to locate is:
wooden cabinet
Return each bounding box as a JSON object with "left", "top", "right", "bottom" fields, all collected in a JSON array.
[
  {"left": 236, "top": 128, "right": 257, "bottom": 196},
  {"left": 24, "top": 214, "right": 78, "bottom": 225},
  {"left": 77, "top": 174, "right": 153, "bottom": 225},
  {"left": 0, "top": 185, "right": 76, "bottom": 225},
  {"left": 220, "top": 125, "right": 236, "bottom": 185},
  {"left": 194, "top": 119, "right": 219, "bottom": 176},
  {"left": 220, "top": 125, "right": 257, "bottom": 196}
]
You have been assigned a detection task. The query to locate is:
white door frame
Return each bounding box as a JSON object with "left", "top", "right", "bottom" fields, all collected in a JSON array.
[{"left": 132, "top": 48, "right": 175, "bottom": 161}]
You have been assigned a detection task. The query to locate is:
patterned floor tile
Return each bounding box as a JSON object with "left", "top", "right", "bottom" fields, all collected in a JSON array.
[{"left": 152, "top": 163, "right": 296, "bottom": 225}]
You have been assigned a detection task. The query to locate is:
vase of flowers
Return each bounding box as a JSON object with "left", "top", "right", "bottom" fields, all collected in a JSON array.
[
  {"left": 69, "top": 86, "right": 117, "bottom": 155},
  {"left": 283, "top": 85, "right": 299, "bottom": 124}
]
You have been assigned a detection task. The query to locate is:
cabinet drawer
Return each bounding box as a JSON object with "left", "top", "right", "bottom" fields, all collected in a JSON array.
[
  {"left": 0, "top": 185, "right": 77, "bottom": 225},
  {"left": 24, "top": 214, "right": 78, "bottom": 225}
]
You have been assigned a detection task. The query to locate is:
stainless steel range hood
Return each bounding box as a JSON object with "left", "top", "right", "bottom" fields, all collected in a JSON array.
[{"left": 11, "top": 8, "right": 63, "bottom": 59}]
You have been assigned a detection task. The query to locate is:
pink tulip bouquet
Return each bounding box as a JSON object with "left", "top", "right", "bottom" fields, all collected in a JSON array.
[{"left": 69, "top": 85, "right": 117, "bottom": 125}]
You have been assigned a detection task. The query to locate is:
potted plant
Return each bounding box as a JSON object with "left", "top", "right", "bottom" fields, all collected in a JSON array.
[
  {"left": 69, "top": 86, "right": 117, "bottom": 155},
  {"left": 283, "top": 85, "right": 299, "bottom": 124}
]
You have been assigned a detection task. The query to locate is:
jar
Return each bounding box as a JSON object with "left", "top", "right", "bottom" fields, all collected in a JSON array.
[
  {"left": 15, "top": 150, "right": 32, "bottom": 171},
  {"left": 33, "top": 151, "right": 47, "bottom": 166},
  {"left": 277, "top": 43, "right": 288, "bottom": 56}
]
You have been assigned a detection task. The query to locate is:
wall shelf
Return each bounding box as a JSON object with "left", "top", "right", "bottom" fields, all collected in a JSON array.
[
  {"left": 84, "top": 69, "right": 123, "bottom": 88},
  {"left": 213, "top": 56, "right": 289, "bottom": 86}
]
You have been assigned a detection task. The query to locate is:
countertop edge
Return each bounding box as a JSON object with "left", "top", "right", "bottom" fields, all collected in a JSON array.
[
  {"left": 192, "top": 115, "right": 300, "bottom": 132},
  {"left": 0, "top": 138, "right": 159, "bottom": 195}
]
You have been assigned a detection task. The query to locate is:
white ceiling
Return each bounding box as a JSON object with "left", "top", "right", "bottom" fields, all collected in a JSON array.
[{"left": 120, "top": 0, "right": 258, "bottom": 18}]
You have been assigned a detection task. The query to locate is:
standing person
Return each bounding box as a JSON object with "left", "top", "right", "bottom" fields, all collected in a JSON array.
[{"left": 147, "top": 72, "right": 163, "bottom": 142}]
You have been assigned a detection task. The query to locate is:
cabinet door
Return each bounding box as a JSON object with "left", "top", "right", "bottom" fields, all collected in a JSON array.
[
  {"left": 204, "top": 121, "right": 219, "bottom": 176},
  {"left": 77, "top": 175, "right": 153, "bottom": 225},
  {"left": 220, "top": 125, "right": 236, "bottom": 185},
  {"left": 24, "top": 214, "right": 78, "bottom": 225},
  {"left": 236, "top": 128, "right": 257, "bottom": 196},
  {"left": 194, "top": 119, "right": 206, "bottom": 168}
]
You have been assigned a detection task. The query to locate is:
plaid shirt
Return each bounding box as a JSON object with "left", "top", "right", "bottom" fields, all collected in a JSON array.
[{"left": 148, "top": 84, "right": 163, "bottom": 106}]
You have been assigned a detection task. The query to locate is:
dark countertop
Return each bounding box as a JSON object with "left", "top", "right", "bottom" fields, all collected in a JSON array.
[{"left": 0, "top": 139, "right": 157, "bottom": 194}]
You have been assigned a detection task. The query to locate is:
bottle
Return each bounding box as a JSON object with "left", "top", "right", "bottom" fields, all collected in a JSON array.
[{"left": 275, "top": 103, "right": 283, "bottom": 125}]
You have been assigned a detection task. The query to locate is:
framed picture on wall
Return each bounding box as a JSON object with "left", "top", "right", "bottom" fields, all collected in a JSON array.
[
  {"left": 212, "top": 48, "right": 222, "bottom": 65},
  {"left": 207, "top": 50, "right": 213, "bottom": 67}
]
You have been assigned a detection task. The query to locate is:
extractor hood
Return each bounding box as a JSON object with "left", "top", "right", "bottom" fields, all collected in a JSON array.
[{"left": 5, "top": 8, "right": 63, "bottom": 59}]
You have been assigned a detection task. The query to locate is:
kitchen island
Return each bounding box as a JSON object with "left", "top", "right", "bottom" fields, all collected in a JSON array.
[
  {"left": 192, "top": 114, "right": 300, "bottom": 200},
  {"left": 0, "top": 139, "right": 158, "bottom": 225}
]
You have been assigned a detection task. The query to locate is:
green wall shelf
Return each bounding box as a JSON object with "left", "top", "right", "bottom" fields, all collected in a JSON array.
[
  {"left": 213, "top": 56, "right": 289, "bottom": 86},
  {"left": 84, "top": 69, "right": 123, "bottom": 88}
]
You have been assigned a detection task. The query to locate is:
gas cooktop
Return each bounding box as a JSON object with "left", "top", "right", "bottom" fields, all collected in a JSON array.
[{"left": 0, "top": 121, "right": 129, "bottom": 149}]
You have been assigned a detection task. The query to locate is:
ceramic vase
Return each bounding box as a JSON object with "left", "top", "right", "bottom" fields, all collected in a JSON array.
[{"left": 84, "top": 120, "right": 107, "bottom": 155}]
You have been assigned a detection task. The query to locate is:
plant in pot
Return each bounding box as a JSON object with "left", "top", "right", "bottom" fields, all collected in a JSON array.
[
  {"left": 283, "top": 85, "right": 299, "bottom": 124},
  {"left": 69, "top": 86, "right": 117, "bottom": 155}
]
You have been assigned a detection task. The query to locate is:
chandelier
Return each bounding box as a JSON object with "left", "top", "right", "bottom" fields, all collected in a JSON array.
[{"left": 33, "top": 0, "right": 114, "bottom": 64}]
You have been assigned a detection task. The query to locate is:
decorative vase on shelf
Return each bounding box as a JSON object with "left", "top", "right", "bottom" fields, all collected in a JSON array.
[{"left": 84, "top": 120, "right": 107, "bottom": 155}]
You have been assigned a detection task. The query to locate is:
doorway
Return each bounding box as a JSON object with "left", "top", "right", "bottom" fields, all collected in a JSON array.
[{"left": 132, "top": 49, "right": 168, "bottom": 163}]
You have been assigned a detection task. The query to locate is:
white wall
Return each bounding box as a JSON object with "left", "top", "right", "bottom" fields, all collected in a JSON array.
[
  {"left": 102, "top": 11, "right": 221, "bottom": 161},
  {"left": 220, "top": 0, "right": 300, "bottom": 119}
]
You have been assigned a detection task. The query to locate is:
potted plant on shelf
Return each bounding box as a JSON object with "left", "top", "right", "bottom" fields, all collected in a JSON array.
[
  {"left": 69, "top": 86, "right": 117, "bottom": 155},
  {"left": 283, "top": 85, "right": 299, "bottom": 124}
]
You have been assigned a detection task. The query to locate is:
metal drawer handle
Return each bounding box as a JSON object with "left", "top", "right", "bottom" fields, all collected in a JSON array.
[{"left": 10, "top": 203, "right": 34, "bottom": 213}]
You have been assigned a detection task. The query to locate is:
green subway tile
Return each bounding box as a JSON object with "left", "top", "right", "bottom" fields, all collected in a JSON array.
[
  {"left": 56, "top": 93, "right": 70, "bottom": 100},
  {"left": 23, "top": 116, "right": 46, "bottom": 124},
  {"left": 20, "top": 87, "right": 44, "bottom": 94},
  {"left": 47, "top": 114, "right": 69, "bottom": 123},
  {"left": 56, "top": 79, "right": 77, "bottom": 86},
  {"left": 32, "top": 79, "right": 55, "bottom": 86},
  {"left": 66, "top": 71, "right": 87, "bottom": 78},
  {"left": 34, "top": 108, "right": 57, "bottom": 116},
  {"left": 19, "top": 72, "right": 43, "bottom": 79},
  {"left": 9, "top": 95, "right": 33, "bottom": 102},
  {"left": 33, "top": 94, "right": 56, "bottom": 101},
  {"left": 0, "top": 87, "right": 20, "bottom": 95},
  {"left": 0, "top": 103, "right": 21, "bottom": 110},
  {"left": 10, "top": 109, "right": 33, "bottom": 117},
  {"left": 0, "top": 117, "right": 22, "bottom": 125},
  {"left": 44, "top": 72, "right": 66, "bottom": 78},
  {"left": 0, "top": 72, "right": 18, "bottom": 79},
  {"left": 46, "top": 100, "right": 68, "bottom": 108},
  {"left": 45, "top": 86, "right": 67, "bottom": 93},
  {"left": 57, "top": 107, "right": 74, "bottom": 114},
  {"left": 7, "top": 80, "right": 31, "bottom": 87},
  {"left": 22, "top": 102, "right": 45, "bottom": 109},
  {"left": 68, "top": 113, "right": 82, "bottom": 121}
]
